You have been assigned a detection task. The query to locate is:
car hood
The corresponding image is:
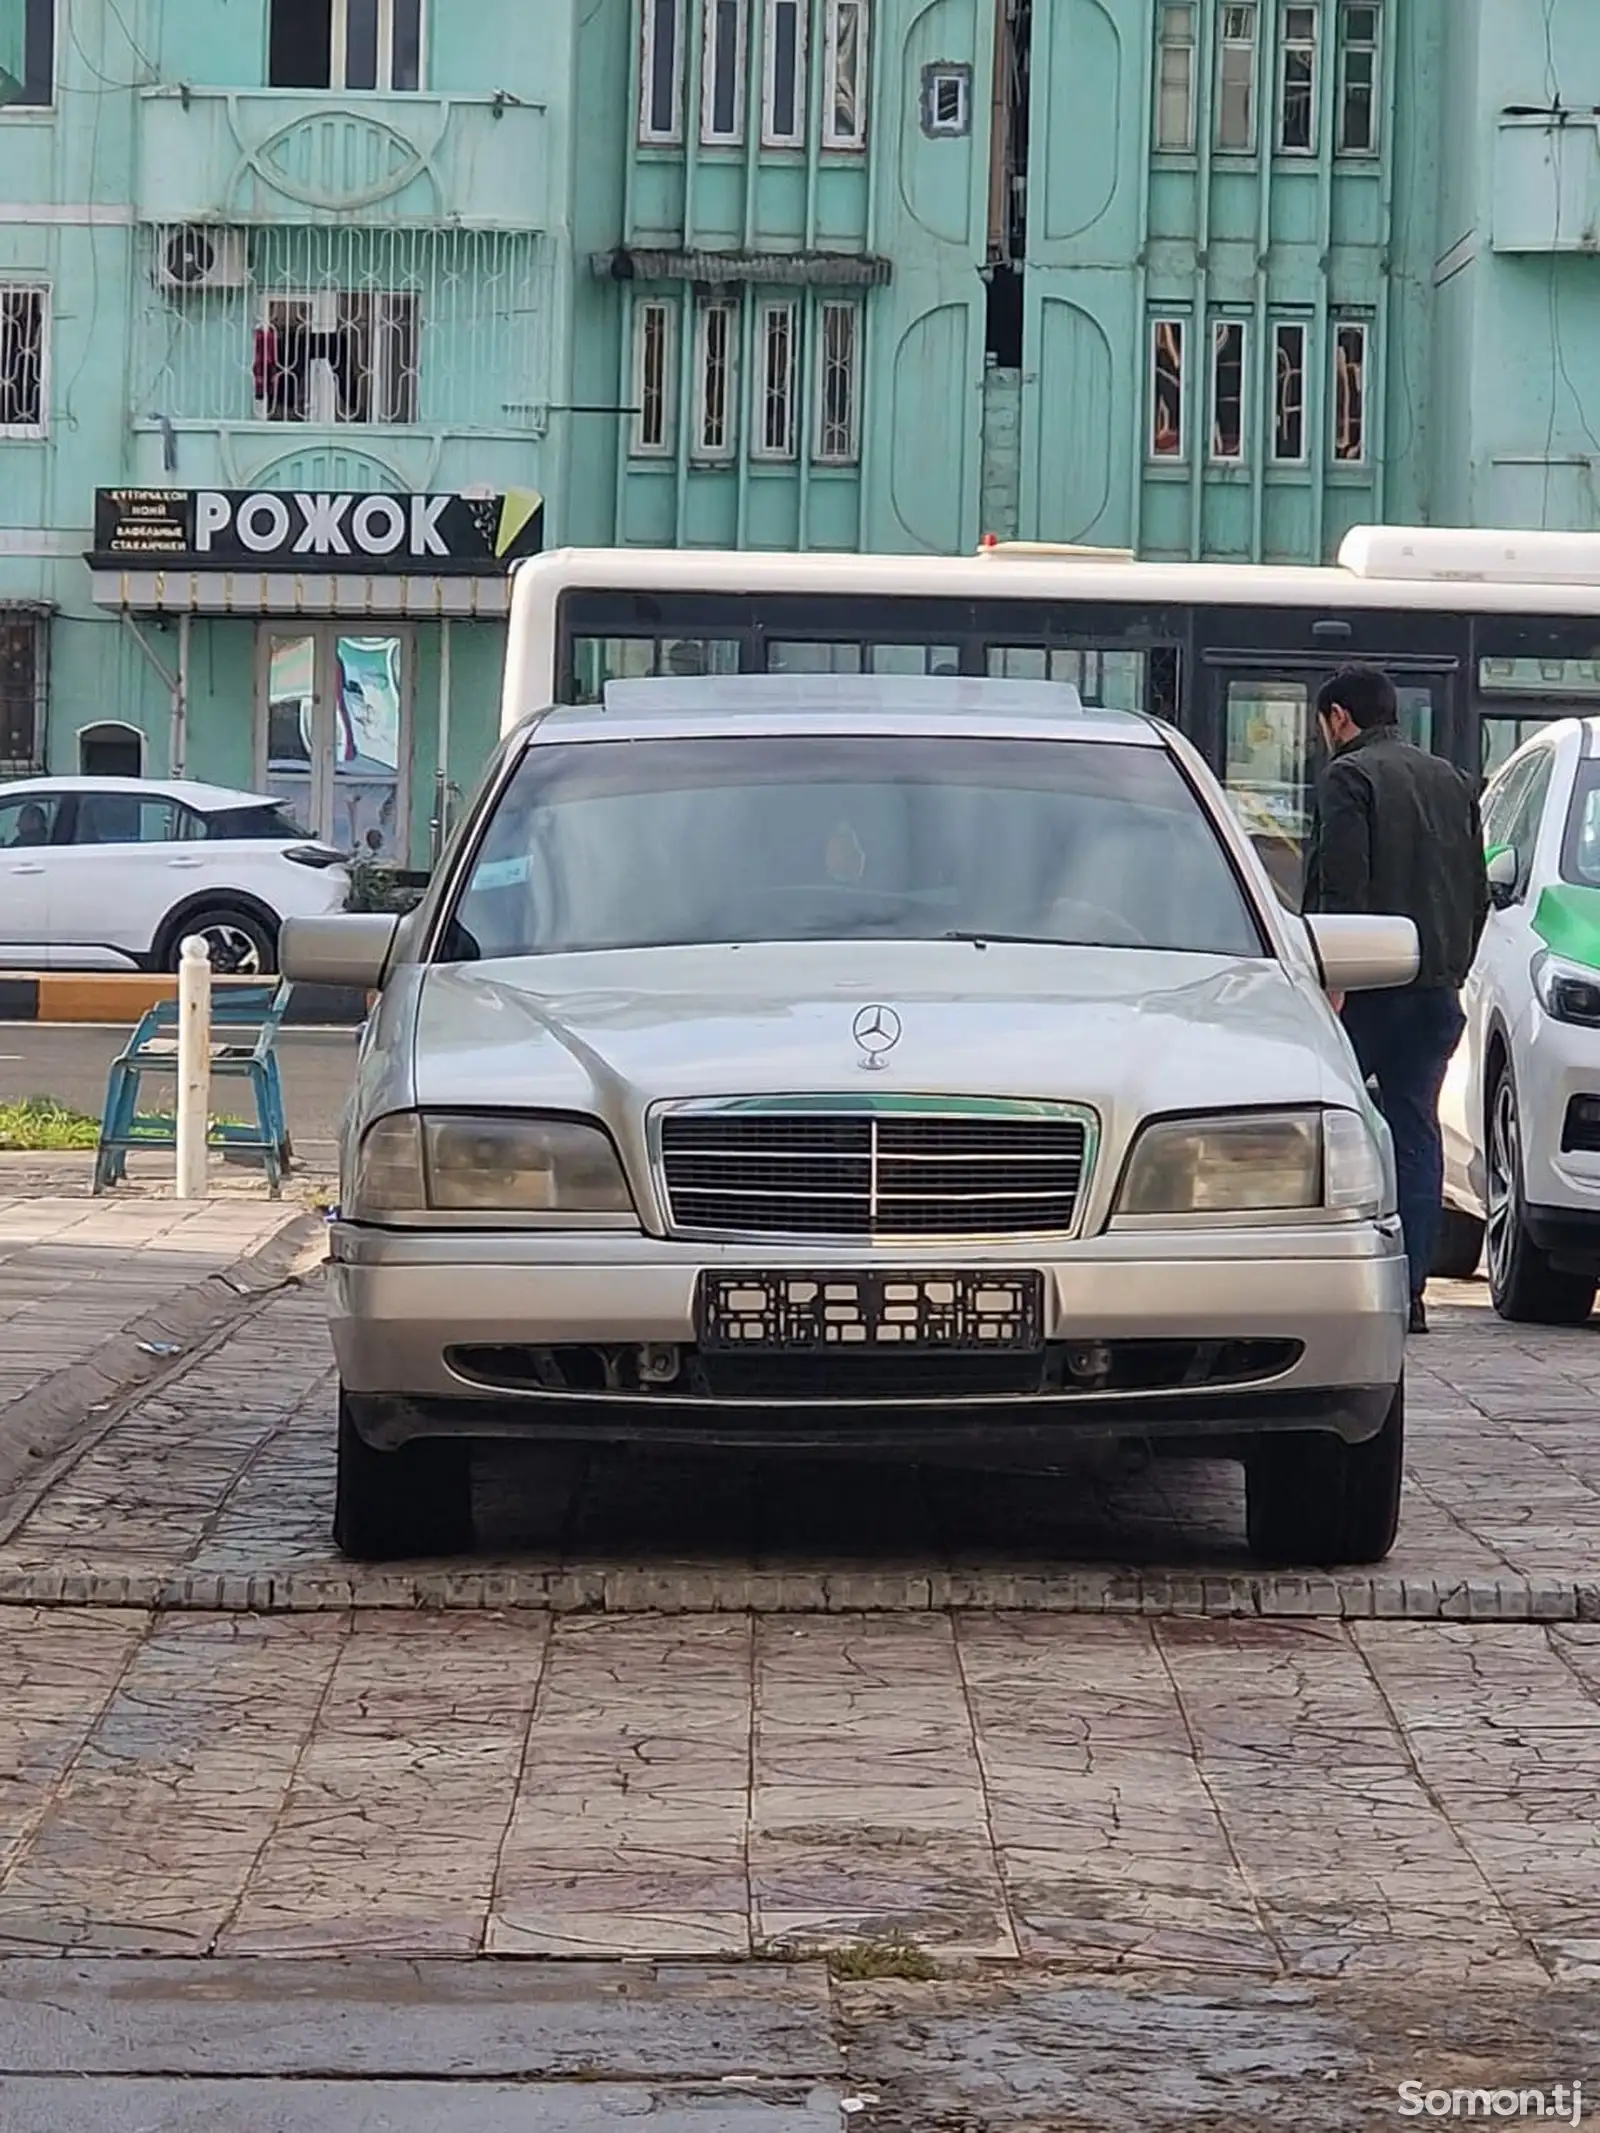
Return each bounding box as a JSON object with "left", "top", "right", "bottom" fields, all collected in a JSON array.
[{"left": 404, "top": 941, "right": 1361, "bottom": 1127}]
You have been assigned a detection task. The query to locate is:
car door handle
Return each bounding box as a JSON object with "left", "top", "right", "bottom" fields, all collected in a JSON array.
[
  {"left": 167, "top": 857, "right": 204, "bottom": 869},
  {"left": 7, "top": 863, "right": 44, "bottom": 876}
]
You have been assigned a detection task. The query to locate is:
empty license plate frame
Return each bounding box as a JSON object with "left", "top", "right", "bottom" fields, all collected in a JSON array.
[{"left": 696, "top": 1269, "right": 1045, "bottom": 1354}]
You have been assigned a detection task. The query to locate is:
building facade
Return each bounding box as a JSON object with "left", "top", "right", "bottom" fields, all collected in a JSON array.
[
  {"left": 4, "top": 0, "right": 1600, "bottom": 839},
  {"left": 0, "top": 0, "right": 573, "bottom": 859}
]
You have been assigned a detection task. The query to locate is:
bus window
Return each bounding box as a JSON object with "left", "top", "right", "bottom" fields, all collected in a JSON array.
[
  {"left": 765, "top": 641, "right": 964, "bottom": 676},
  {"left": 1481, "top": 714, "right": 1554, "bottom": 779},
  {"left": 985, "top": 645, "right": 1147, "bottom": 712},
  {"left": 1395, "top": 685, "right": 1433, "bottom": 753},
  {"left": 570, "top": 635, "right": 742, "bottom": 702},
  {"left": 1223, "top": 678, "right": 1311, "bottom": 908}
]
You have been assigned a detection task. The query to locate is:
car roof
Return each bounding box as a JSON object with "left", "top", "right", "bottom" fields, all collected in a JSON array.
[
  {"left": 0, "top": 776, "right": 283, "bottom": 813},
  {"left": 525, "top": 674, "right": 1161, "bottom": 748}
]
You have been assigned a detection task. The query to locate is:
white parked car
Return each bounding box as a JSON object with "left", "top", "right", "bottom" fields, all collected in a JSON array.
[
  {"left": 0, "top": 776, "right": 350, "bottom": 976},
  {"left": 284, "top": 676, "right": 1419, "bottom": 1568},
  {"left": 1440, "top": 715, "right": 1600, "bottom": 1322}
]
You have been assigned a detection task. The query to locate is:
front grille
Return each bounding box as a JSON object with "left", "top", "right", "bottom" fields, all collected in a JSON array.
[{"left": 657, "top": 1108, "right": 1091, "bottom": 1239}]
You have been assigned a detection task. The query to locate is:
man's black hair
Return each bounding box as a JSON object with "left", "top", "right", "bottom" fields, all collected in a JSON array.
[{"left": 1316, "top": 664, "right": 1398, "bottom": 730}]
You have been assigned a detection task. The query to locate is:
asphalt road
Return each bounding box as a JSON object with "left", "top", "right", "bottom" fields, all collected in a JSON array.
[{"left": 0, "top": 1024, "right": 358, "bottom": 1163}]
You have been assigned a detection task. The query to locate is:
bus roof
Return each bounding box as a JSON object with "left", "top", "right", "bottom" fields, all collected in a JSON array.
[{"left": 508, "top": 528, "right": 1600, "bottom": 619}]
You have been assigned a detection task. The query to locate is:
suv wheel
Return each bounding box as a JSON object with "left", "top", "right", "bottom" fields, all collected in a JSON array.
[
  {"left": 333, "top": 1390, "right": 474, "bottom": 1561},
  {"left": 1245, "top": 1379, "right": 1404, "bottom": 1566},
  {"left": 1486, "top": 1065, "right": 1596, "bottom": 1324},
  {"left": 1432, "top": 1205, "right": 1486, "bottom": 1280},
  {"left": 162, "top": 905, "right": 277, "bottom": 977}
]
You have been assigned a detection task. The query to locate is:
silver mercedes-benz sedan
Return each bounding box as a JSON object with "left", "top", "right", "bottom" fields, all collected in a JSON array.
[{"left": 284, "top": 676, "right": 1418, "bottom": 1568}]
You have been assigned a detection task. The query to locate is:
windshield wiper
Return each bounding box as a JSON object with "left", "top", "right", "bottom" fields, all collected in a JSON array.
[{"left": 938, "top": 931, "right": 1063, "bottom": 948}]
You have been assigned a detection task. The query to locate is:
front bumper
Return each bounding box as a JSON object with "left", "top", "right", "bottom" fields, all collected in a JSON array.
[
  {"left": 328, "top": 1220, "right": 1408, "bottom": 1452},
  {"left": 1517, "top": 1010, "right": 1600, "bottom": 1229}
]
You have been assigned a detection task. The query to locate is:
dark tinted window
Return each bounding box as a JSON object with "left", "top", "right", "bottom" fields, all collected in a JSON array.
[
  {"left": 446, "top": 734, "right": 1265, "bottom": 961},
  {"left": 203, "top": 803, "right": 312, "bottom": 841}
]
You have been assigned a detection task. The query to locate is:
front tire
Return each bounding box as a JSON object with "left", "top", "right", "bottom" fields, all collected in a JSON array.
[
  {"left": 1432, "top": 1205, "right": 1486, "bottom": 1281},
  {"left": 1485, "top": 1065, "right": 1596, "bottom": 1325},
  {"left": 1245, "top": 1379, "right": 1405, "bottom": 1566},
  {"left": 334, "top": 1391, "right": 474, "bottom": 1561}
]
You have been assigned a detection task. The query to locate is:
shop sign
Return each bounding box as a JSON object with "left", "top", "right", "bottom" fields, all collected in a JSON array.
[{"left": 90, "top": 488, "right": 544, "bottom": 574}]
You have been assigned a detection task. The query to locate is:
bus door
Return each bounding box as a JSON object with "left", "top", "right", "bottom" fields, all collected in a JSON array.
[{"left": 1207, "top": 654, "right": 1456, "bottom": 910}]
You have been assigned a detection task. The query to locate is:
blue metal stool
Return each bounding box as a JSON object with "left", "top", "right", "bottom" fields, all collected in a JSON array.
[{"left": 94, "top": 981, "right": 294, "bottom": 1196}]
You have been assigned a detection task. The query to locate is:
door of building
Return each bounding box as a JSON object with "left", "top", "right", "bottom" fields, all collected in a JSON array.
[
  {"left": 256, "top": 626, "right": 410, "bottom": 860},
  {"left": 1208, "top": 656, "right": 1455, "bottom": 910}
]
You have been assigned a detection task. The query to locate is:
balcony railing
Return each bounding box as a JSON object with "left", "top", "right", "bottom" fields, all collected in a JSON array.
[{"left": 135, "top": 87, "right": 550, "bottom": 230}]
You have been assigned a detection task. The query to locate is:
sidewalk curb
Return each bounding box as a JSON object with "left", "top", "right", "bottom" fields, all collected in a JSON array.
[
  {"left": 0, "top": 976, "right": 368, "bottom": 1026},
  {"left": 0, "top": 1564, "right": 1592, "bottom": 1621},
  {"left": 0, "top": 1213, "right": 326, "bottom": 1546}
]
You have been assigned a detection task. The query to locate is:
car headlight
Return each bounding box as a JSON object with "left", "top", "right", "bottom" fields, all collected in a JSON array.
[
  {"left": 349, "top": 1111, "right": 634, "bottom": 1219},
  {"left": 1533, "top": 952, "right": 1600, "bottom": 1029},
  {"left": 1115, "top": 1107, "right": 1388, "bottom": 1221}
]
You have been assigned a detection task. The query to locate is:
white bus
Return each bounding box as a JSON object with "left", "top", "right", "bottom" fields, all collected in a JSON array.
[{"left": 501, "top": 527, "right": 1600, "bottom": 901}]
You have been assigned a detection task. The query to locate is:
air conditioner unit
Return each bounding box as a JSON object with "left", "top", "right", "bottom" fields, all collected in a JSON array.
[{"left": 155, "top": 226, "right": 249, "bottom": 294}]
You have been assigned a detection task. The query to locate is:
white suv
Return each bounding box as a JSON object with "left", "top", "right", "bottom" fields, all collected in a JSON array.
[
  {"left": 0, "top": 778, "right": 351, "bottom": 976},
  {"left": 1440, "top": 715, "right": 1600, "bottom": 1322}
]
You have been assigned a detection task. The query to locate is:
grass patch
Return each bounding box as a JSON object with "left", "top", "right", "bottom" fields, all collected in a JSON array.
[
  {"left": 0, "top": 1097, "right": 249, "bottom": 1154},
  {"left": 823, "top": 1937, "right": 942, "bottom": 1982},
  {"left": 0, "top": 1097, "right": 101, "bottom": 1151}
]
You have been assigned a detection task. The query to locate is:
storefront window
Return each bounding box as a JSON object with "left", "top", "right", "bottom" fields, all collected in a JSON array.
[{"left": 261, "top": 627, "right": 407, "bottom": 858}]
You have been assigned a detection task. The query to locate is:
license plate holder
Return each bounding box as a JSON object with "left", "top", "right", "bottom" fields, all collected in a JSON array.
[{"left": 696, "top": 1269, "right": 1045, "bottom": 1354}]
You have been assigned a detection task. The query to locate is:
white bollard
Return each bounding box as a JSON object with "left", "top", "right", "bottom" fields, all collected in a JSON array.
[{"left": 175, "top": 935, "right": 212, "bottom": 1201}]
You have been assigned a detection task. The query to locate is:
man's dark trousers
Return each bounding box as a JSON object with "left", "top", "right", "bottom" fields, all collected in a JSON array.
[{"left": 1340, "top": 987, "right": 1466, "bottom": 1301}]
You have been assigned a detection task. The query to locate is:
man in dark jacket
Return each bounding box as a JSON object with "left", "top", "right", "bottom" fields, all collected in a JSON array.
[{"left": 1303, "top": 664, "right": 1490, "bottom": 1333}]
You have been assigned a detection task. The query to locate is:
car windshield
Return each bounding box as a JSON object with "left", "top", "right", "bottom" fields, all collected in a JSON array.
[
  {"left": 202, "top": 802, "right": 313, "bottom": 841},
  {"left": 442, "top": 734, "right": 1265, "bottom": 961}
]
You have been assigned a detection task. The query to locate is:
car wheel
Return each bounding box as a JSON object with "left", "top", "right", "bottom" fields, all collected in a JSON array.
[
  {"left": 162, "top": 906, "right": 276, "bottom": 977},
  {"left": 1432, "top": 1205, "right": 1486, "bottom": 1281},
  {"left": 1485, "top": 1064, "right": 1596, "bottom": 1325},
  {"left": 1245, "top": 1378, "right": 1404, "bottom": 1567},
  {"left": 333, "top": 1390, "right": 474, "bottom": 1561}
]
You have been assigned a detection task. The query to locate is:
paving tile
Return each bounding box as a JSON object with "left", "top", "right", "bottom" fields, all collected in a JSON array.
[
  {"left": 487, "top": 1615, "right": 753, "bottom": 1957},
  {"left": 0, "top": 1613, "right": 343, "bottom": 1954},
  {"left": 222, "top": 1612, "right": 549, "bottom": 1956},
  {"left": 750, "top": 1615, "right": 1015, "bottom": 1958},
  {"left": 1154, "top": 1618, "right": 1542, "bottom": 1983}
]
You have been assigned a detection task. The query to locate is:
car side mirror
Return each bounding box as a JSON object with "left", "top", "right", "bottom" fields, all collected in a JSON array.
[
  {"left": 1486, "top": 844, "right": 1518, "bottom": 910},
  {"left": 280, "top": 913, "right": 398, "bottom": 992},
  {"left": 1304, "top": 913, "right": 1420, "bottom": 993}
]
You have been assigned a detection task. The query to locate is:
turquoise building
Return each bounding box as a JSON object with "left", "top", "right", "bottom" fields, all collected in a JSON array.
[{"left": 3, "top": 0, "right": 1600, "bottom": 851}]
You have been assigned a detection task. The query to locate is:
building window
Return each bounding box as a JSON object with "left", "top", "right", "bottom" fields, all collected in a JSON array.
[
  {"left": 753, "top": 300, "right": 799, "bottom": 458},
  {"left": 823, "top": 0, "right": 869, "bottom": 150},
  {"left": 921, "top": 63, "right": 971, "bottom": 138},
  {"left": 1215, "top": 4, "right": 1257, "bottom": 151},
  {"left": 815, "top": 300, "right": 861, "bottom": 463},
  {"left": 1210, "top": 320, "right": 1246, "bottom": 461},
  {"left": 640, "top": 0, "right": 684, "bottom": 141},
  {"left": 1154, "top": 4, "right": 1195, "bottom": 151},
  {"left": 1272, "top": 321, "right": 1307, "bottom": 461},
  {"left": 1277, "top": 3, "right": 1318, "bottom": 153},
  {"left": 1333, "top": 320, "right": 1368, "bottom": 462},
  {"left": 0, "top": 287, "right": 46, "bottom": 434},
  {"left": 1150, "top": 318, "right": 1186, "bottom": 459},
  {"left": 255, "top": 292, "right": 420, "bottom": 424},
  {"left": 4, "top": 0, "right": 54, "bottom": 105},
  {"left": 632, "top": 299, "right": 674, "bottom": 456},
  {"left": 1336, "top": 1, "right": 1378, "bottom": 152},
  {"left": 0, "top": 613, "right": 45, "bottom": 779},
  {"left": 763, "top": 0, "right": 805, "bottom": 144},
  {"left": 701, "top": 0, "right": 747, "bottom": 144},
  {"left": 695, "top": 299, "right": 738, "bottom": 459},
  {"left": 267, "top": 0, "right": 424, "bottom": 91}
]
